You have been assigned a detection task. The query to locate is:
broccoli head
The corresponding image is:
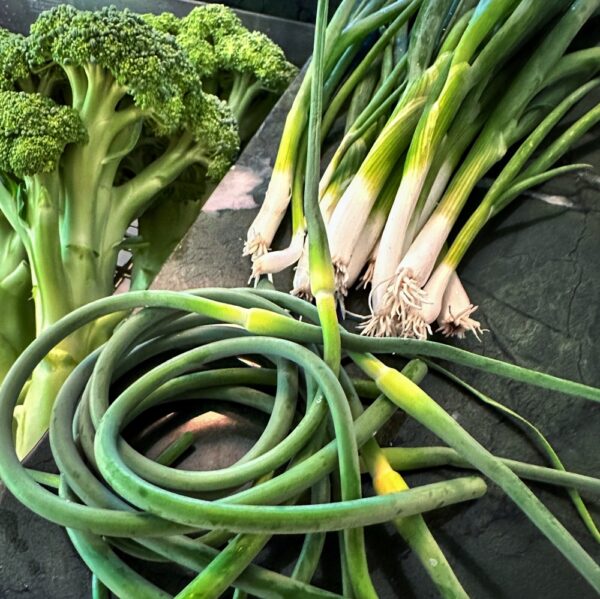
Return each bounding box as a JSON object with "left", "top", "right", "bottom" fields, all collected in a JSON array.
[
  {"left": 0, "top": 91, "right": 86, "bottom": 177},
  {"left": 176, "top": 5, "right": 298, "bottom": 123},
  {"left": 174, "top": 5, "right": 245, "bottom": 81},
  {"left": 142, "top": 12, "right": 181, "bottom": 36},
  {"left": 179, "top": 4, "right": 244, "bottom": 46},
  {"left": 0, "top": 4, "right": 296, "bottom": 456},
  {"left": 184, "top": 91, "right": 239, "bottom": 180},
  {"left": 216, "top": 29, "right": 299, "bottom": 95},
  {"left": 27, "top": 5, "right": 196, "bottom": 132}
]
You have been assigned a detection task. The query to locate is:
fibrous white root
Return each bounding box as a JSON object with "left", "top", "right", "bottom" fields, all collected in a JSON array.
[
  {"left": 436, "top": 304, "right": 484, "bottom": 340},
  {"left": 357, "top": 259, "right": 375, "bottom": 290},
  {"left": 243, "top": 232, "right": 269, "bottom": 259},
  {"left": 333, "top": 260, "right": 349, "bottom": 299}
]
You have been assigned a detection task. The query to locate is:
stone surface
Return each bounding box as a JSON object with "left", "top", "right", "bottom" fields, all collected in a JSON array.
[{"left": 200, "top": 0, "right": 343, "bottom": 23}]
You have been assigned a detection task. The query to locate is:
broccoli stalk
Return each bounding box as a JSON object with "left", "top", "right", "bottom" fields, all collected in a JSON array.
[
  {"left": 129, "top": 165, "right": 217, "bottom": 291},
  {"left": 0, "top": 211, "right": 34, "bottom": 384}
]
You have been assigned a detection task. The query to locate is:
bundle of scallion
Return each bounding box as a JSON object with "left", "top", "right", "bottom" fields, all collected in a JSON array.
[{"left": 245, "top": 0, "right": 600, "bottom": 340}]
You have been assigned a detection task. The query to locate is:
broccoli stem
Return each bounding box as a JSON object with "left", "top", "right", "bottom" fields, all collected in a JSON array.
[
  {"left": 111, "top": 133, "right": 201, "bottom": 231},
  {"left": 17, "top": 176, "right": 103, "bottom": 457},
  {"left": 0, "top": 210, "right": 34, "bottom": 382},
  {"left": 16, "top": 342, "right": 78, "bottom": 457},
  {"left": 0, "top": 262, "right": 34, "bottom": 383},
  {"left": 129, "top": 182, "right": 217, "bottom": 291},
  {"left": 24, "top": 177, "right": 72, "bottom": 332},
  {"left": 15, "top": 73, "right": 141, "bottom": 454},
  {"left": 228, "top": 75, "right": 263, "bottom": 122},
  {"left": 61, "top": 68, "right": 130, "bottom": 309}
]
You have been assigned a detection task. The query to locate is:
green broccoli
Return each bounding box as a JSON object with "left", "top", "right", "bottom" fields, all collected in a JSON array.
[
  {"left": 141, "top": 11, "right": 182, "bottom": 36},
  {"left": 216, "top": 29, "right": 299, "bottom": 118},
  {"left": 0, "top": 91, "right": 87, "bottom": 177},
  {"left": 0, "top": 29, "right": 30, "bottom": 91},
  {"left": 176, "top": 5, "right": 298, "bottom": 137},
  {"left": 0, "top": 4, "right": 294, "bottom": 456},
  {"left": 131, "top": 6, "right": 297, "bottom": 285}
]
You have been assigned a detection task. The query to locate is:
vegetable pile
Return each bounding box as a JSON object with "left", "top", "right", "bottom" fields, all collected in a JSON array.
[
  {"left": 0, "top": 4, "right": 297, "bottom": 456},
  {"left": 246, "top": 0, "right": 600, "bottom": 341},
  {"left": 0, "top": 1, "right": 598, "bottom": 598}
]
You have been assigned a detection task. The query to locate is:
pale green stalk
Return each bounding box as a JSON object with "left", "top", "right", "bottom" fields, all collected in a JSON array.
[
  {"left": 341, "top": 369, "right": 469, "bottom": 599},
  {"left": 308, "top": 3, "right": 377, "bottom": 596},
  {"left": 382, "top": 447, "right": 600, "bottom": 495}
]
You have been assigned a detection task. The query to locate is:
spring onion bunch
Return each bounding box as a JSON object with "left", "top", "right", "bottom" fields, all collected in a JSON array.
[
  {"left": 244, "top": 0, "right": 422, "bottom": 270},
  {"left": 247, "top": 0, "right": 600, "bottom": 341}
]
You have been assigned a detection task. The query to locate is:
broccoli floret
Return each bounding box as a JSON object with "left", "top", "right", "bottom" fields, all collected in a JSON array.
[
  {"left": 0, "top": 29, "right": 30, "bottom": 90},
  {"left": 0, "top": 91, "right": 86, "bottom": 177},
  {"left": 177, "top": 5, "right": 298, "bottom": 129},
  {"left": 184, "top": 91, "right": 240, "bottom": 180},
  {"left": 217, "top": 29, "right": 299, "bottom": 95},
  {"left": 216, "top": 29, "right": 298, "bottom": 125},
  {"left": 179, "top": 4, "right": 244, "bottom": 45},
  {"left": 27, "top": 5, "right": 197, "bottom": 132},
  {"left": 142, "top": 11, "right": 181, "bottom": 35},
  {"left": 26, "top": 5, "right": 239, "bottom": 164},
  {"left": 175, "top": 6, "right": 240, "bottom": 81}
]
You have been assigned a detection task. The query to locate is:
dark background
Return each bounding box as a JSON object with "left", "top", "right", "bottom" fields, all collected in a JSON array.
[{"left": 202, "top": 0, "right": 342, "bottom": 22}]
